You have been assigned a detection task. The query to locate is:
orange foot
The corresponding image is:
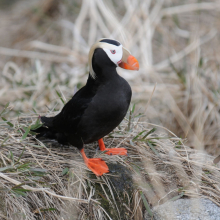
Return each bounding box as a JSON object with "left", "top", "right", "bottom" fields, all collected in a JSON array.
[
  {"left": 104, "top": 148, "right": 127, "bottom": 155},
  {"left": 86, "top": 158, "right": 109, "bottom": 176},
  {"left": 80, "top": 149, "right": 109, "bottom": 176},
  {"left": 98, "top": 138, "right": 127, "bottom": 156}
]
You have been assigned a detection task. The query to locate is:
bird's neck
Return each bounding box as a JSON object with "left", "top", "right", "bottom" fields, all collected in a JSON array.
[{"left": 90, "top": 65, "right": 119, "bottom": 83}]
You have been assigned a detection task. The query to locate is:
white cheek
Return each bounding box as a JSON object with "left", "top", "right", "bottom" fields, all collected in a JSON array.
[{"left": 103, "top": 48, "right": 122, "bottom": 66}]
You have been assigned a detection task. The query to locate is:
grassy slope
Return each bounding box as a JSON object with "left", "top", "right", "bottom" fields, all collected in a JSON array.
[
  {"left": 1, "top": 106, "right": 220, "bottom": 219},
  {"left": 1, "top": 0, "right": 220, "bottom": 219}
]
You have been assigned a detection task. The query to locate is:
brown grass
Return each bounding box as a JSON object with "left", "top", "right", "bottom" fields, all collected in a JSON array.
[
  {"left": 1, "top": 109, "right": 220, "bottom": 219},
  {"left": 1, "top": 0, "right": 220, "bottom": 219}
]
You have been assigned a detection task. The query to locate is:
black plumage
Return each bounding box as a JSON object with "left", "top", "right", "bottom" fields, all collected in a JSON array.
[{"left": 34, "top": 39, "right": 139, "bottom": 176}]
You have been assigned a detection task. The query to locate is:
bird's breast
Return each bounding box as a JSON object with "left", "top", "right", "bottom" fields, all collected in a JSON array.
[
  {"left": 78, "top": 77, "right": 131, "bottom": 143},
  {"left": 96, "top": 78, "right": 131, "bottom": 115}
]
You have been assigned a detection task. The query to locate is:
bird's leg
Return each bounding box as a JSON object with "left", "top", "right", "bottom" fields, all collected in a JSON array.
[
  {"left": 98, "top": 138, "right": 127, "bottom": 156},
  {"left": 98, "top": 138, "right": 106, "bottom": 151},
  {"left": 80, "top": 148, "right": 109, "bottom": 176}
]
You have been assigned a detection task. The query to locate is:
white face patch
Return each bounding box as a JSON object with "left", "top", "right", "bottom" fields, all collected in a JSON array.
[{"left": 102, "top": 44, "right": 123, "bottom": 66}]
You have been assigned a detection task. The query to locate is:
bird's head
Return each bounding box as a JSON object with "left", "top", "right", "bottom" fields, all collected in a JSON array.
[{"left": 89, "top": 38, "right": 139, "bottom": 79}]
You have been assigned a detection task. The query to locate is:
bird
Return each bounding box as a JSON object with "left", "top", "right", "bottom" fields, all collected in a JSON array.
[{"left": 34, "top": 38, "right": 139, "bottom": 176}]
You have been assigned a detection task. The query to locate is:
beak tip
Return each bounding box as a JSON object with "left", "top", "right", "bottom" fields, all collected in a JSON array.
[
  {"left": 119, "top": 55, "right": 139, "bottom": 71},
  {"left": 134, "top": 63, "right": 139, "bottom": 71}
]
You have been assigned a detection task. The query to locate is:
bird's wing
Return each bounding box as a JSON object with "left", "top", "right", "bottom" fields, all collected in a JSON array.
[{"left": 49, "top": 86, "right": 95, "bottom": 134}]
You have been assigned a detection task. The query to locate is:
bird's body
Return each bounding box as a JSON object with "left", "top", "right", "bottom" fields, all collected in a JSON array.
[
  {"left": 35, "top": 39, "right": 139, "bottom": 176},
  {"left": 41, "top": 72, "right": 131, "bottom": 148}
]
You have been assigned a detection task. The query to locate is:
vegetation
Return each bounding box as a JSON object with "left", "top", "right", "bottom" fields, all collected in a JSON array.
[{"left": 1, "top": 0, "right": 220, "bottom": 219}]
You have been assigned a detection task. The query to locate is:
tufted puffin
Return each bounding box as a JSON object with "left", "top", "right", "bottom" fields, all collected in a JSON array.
[{"left": 35, "top": 38, "right": 139, "bottom": 176}]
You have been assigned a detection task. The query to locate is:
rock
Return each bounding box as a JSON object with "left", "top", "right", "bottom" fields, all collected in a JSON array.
[
  {"left": 0, "top": 0, "right": 18, "bottom": 8},
  {"left": 145, "top": 198, "right": 220, "bottom": 220},
  {"left": 94, "top": 163, "right": 134, "bottom": 220}
]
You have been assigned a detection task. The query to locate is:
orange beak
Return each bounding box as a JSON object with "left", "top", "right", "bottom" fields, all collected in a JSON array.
[{"left": 119, "top": 55, "right": 139, "bottom": 71}]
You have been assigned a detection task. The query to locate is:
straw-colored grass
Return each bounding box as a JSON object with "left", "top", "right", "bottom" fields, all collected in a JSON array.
[
  {"left": 1, "top": 0, "right": 220, "bottom": 219},
  {"left": 1, "top": 0, "right": 220, "bottom": 155},
  {"left": 1, "top": 107, "right": 220, "bottom": 219}
]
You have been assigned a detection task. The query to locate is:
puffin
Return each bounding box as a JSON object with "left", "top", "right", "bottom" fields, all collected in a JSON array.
[{"left": 35, "top": 38, "right": 139, "bottom": 176}]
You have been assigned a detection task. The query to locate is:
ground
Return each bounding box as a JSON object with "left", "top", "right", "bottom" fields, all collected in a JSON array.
[{"left": 1, "top": 0, "right": 220, "bottom": 219}]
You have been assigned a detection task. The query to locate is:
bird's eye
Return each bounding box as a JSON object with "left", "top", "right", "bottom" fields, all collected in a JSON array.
[{"left": 110, "top": 50, "right": 116, "bottom": 54}]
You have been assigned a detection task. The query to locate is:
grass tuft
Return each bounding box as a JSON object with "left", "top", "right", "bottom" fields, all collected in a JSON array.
[{"left": 1, "top": 0, "right": 220, "bottom": 219}]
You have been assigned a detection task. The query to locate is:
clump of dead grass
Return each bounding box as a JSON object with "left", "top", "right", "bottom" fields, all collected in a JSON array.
[
  {"left": 1, "top": 0, "right": 220, "bottom": 219},
  {"left": 1, "top": 104, "right": 220, "bottom": 219},
  {"left": 1, "top": 0, "right": 220, "bottom": 156}
]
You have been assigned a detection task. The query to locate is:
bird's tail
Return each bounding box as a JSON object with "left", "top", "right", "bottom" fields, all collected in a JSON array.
[
  {"left": 32, "top": 116, "right": 55, "bottom": 139},
  {"left": 41, "top": 116, "right": 54, "bottom": 127}
]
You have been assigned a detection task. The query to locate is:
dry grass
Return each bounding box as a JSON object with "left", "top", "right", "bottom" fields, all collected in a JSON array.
[
  {"left": 1, "top": 0, "right": 220, "bottom": 154},
  {"left": 1, "top": 0, "right": 220, "bottom": 219},
  {"left": 1, "top": 107, "right": 220, "bottom": 219}
]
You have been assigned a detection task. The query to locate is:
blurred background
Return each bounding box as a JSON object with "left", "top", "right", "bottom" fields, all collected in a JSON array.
[{"left": 1, "top": 0, "right": 220, "bottom": 156}]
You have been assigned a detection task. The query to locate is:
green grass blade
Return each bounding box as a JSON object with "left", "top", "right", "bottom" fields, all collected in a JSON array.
[
  {"left": 9, "top": 150, "right": 14, "bottom": 164},
  {"left": 30, "top": 118, "right": 42, "bottom": 130},
  {"left": 1, "top": 117, "right": 14, "bottom": 127},
  {"left": 147, "top": 141, "right": 160, "bottom": 157},
  {"left": 131, "top": 104, "right": 136, "bottom": 113},
  {"left": 14, "top": 146, "right": 26, "bottom": 165},
  {"left": 0, "top": 166, "right": 14, "bottom": 172},
  {"left": 140, "top": 191, "right": 153, "bottom": 217},
  {"left": 61, "top": 167, "right": 69, "bottom": 176},
  {"left": 142, "top": 128, "right": 156, "bottom": 139},
  {"left": 1, "top": 136, "right": 9, "bottom": 147},
  {"left": 56, "top": 90, "right": 65, "bottom": 104},
  {"left": 0, "top": 102, "right": 9, "bottom": 116},
  {"left": 170, "top": 192, "right": 184, "bottom": 201},
  {"left": 133, "top": 130, "right": 147, "bottom": 140},
  {"left": 22, "top": 126, "right": 31, "bottom": 140}
]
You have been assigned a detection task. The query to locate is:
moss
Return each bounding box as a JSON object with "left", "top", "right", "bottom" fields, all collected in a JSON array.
[
  {"left": 0, "top": 187, "right": 6, "bottom": 218},
  {"left": 0, "top": 160, "right": 6, "bottom": 218},
  {"left": 0, "top": 0, "right": 18, "bottom": 9},
  {"left": 94, "top": 163, "right": 134, "bottom": 219}
]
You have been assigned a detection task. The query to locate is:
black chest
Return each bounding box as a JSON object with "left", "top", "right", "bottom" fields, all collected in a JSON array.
[{"left": 78, "top": 75, "right": 132, "bottom": 143}]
